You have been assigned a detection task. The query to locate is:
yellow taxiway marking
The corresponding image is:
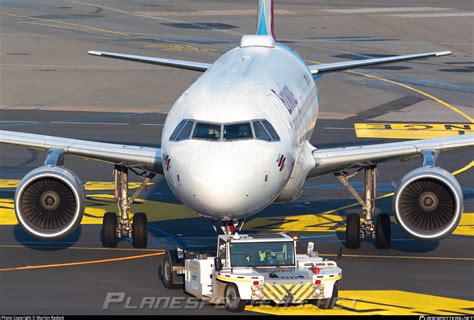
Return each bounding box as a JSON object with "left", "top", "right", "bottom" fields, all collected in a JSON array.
[
  {"left": 307, "top": 60, "right": 474, "bottom": 124},
  {"left": 0, "top": 161, "right": 472, "bottom": 234},
  {"left": 0, "top": 180, "right": 152, "bottom": 190},
  {"left": 247, "top": 290, "right": 474, "bottom": 315},
  {"left": 0, "top": 11, "right": 130, "bottom": 37},
  {"left": 0, "top": 180, "right": 198, "bottom": 225},
  {"left": 143, "top": 44, "right": 217, "bottom": 52},
  {"left": 355, "top": 123, "right": 474, "bottom": 139},
  {"left": 452, "top": 160, "right": 474, "bottom": 175},
  {"left": 347, "top": 69, "right": 474, "bottom": 123},
  {"left": 0, "top": 252, "right": 164, "bottom": 272},
  {"left": 245, "top": 161, "right": 473, "bottom": 236},
  {"left": 244, "top": 212, "right": 474, "bottom": 237}
]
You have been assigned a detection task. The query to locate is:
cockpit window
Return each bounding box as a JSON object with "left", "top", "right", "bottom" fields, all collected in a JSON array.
[
  {"left": 170, "top": 119, "right": 280, "bottom": 142},
  {"left": 169, "top": 120, "right": 186, "bottom": 141},
  {"left": 193, "top": 122, "right": 221, "bottom": 140},
  {"left": 261, "top": 120, "right": 280, "bottom": 141},
  {"left": 252, "top": 121, "right": 272, "bottom": 141},
  {"left": 224, "top": 123, "right": 252, "bottom": 140},
  {"left": 176, "top": 120, "right": 194, "bottom": 141},
  {"left": 253, "top": 120, "right": 280, "bottom": 141},
  {"left": 170, "top": 120, "right": 194, "bottom": 141}
]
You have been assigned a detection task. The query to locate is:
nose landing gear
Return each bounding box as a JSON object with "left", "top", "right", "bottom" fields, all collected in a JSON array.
[
  {"left": 101, "top": 165, "right": 154, "bottom": 248},
  {"left": 212, "top": 219, "right": 246, "bottom": 235},
  {"left": 336, "top": 165, "right": 391, "bottom": 249}
]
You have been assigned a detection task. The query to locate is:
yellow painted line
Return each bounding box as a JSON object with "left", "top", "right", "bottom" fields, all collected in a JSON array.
[
  {"left": 323, "top": 275, "right": 342, "bottom": 281},
  {"left": 247, "top": 290, "right": 474, "bottom": 315},
  {"left": 214, "top": 274, "right": 251, "bottom": 283},
  {"left": 307, "top": 60, "right": 474, "bottom": 123},
  {"left": 347, "top": 69, "right": 474, "bottom": 123},
  {"left": 452, "top": 161, "right": 474, "bottom": 175},
  {"left": 0, "top": 185, "right": 198, "bottom": 225},
  {"left": 318, "top": 253, "right": 474, "bottom": 261},
  {"left": 293, "top": 282, "right": 313, "bottom": 301},
  {"left": 0, "top": 252, "right": 163, "bottom": 272},
  {"left": 0, "top": 11, "right": 130, "bottom": 37},
  {"left": 0, "top": 180, "right": 152, "bottom": 190},
  {"left": 267, "top": 284, "right": 285, "bottom": 301},
  {"left": 143, "top": 44, "right": 216, "bottom": 52},
  {"left": 354, "top": 122, "right": 474, "bottom": 139},
  {"left": 245, "top": 161, "right": 473, "bottom": 235}
]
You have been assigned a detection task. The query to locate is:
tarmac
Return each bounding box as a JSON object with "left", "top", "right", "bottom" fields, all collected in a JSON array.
[{"left": 0, "top": 0, "right": 472, "bottom": 315}]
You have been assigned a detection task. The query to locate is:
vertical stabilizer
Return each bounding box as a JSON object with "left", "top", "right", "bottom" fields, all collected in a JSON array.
[{"left": 256, "top": 0, "right": 275, "bottom": 39}]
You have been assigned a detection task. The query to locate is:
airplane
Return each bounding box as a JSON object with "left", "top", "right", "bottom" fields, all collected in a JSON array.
[{"left": 0, "top": 0, "right": 472, "bottom": 250}]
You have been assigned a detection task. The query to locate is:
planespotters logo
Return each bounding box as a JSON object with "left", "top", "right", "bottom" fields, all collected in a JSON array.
[{"left": 276, "top": 153, "right": 286, "bottom": 171}]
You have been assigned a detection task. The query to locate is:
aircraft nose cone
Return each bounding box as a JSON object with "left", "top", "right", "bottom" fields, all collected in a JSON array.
[{"left": 183, "top": 143, "right": 277, "bottom": 219}]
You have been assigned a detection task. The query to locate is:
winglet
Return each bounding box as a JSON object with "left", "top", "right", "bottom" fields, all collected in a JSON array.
[
  {"left": 88, "top": 50, "right": 102, "bottom": 56},
  {"left": 435, "top": 51, "right": 452, "bottom": 56}
]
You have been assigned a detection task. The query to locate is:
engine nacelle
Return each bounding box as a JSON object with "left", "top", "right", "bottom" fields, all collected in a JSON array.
[
  {"left": 393, "top": 166, "right": 463, "bottom": 240},
  {"left": 15, "top": 166, "right": 85, "bottom": 239}
]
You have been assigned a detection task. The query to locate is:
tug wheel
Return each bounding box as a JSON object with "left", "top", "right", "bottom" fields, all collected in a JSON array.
[
  {"left": 224, "top": 283, "right": 247, "bottom": 312},
  {"left": 161, "top": 250, "right": 181, "bottom": 289},
  {"left": 316, "top": 281, "right": 339, "bottom": 309}
]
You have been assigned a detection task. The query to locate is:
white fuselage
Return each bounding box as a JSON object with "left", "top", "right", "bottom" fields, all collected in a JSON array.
[{"left": 161, "top": 39, "right": 319, "bottom": 221}]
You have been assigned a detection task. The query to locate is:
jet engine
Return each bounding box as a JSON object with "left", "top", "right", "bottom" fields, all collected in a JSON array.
[
  {"left": 393, "top": 166, "right": 463, "bottom": 240},
  {"left": 14, "top": 166, "right": 85, "bottom": 239}
]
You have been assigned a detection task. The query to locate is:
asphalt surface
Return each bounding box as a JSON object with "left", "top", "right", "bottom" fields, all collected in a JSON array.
[{"left": 0, "top": 0, "right": 473, "bottom": 315}]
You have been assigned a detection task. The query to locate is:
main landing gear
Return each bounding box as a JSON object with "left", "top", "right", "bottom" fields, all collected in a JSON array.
[
  {"left": 336, "top": 165, "right": 391, "bottom": 249},
  {"left": 102, "top": 165, "right": 154, "bottom": 248}
]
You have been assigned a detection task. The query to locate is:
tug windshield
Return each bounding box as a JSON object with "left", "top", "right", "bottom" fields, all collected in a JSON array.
[{"left": 229, "top": 241, "right": 295, "bottom": 267}]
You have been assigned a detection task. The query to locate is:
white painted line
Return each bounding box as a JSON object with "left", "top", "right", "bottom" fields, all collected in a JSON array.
[
  {"left": 50, "top": 121, "right": 129, "bottom": 125},
  {"left": 19, "top": 21, "right": 81, "bottom": 31},
  {"left": 0, "top": 33, "right": 51, "bottom": 37},
  {"left": 140, "top": 123, "right": 164, "bottom": 126},
  {"left": 391, "top": 12, "right": 474, "bottom": 18},
  {"left": 322, "top": 7, "right": 452, "bottom": 14},
  {"left": 0, "top": 120, "right": 40, "bottom": 123}
]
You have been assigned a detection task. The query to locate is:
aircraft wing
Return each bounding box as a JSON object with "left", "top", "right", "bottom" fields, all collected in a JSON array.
[
  {"left": 308, "top": 51, "right": 451, "bottom": 74},
  {"left": 310, "top": 134, "right": 473, "bottom": 177},
  {"left": 88, "top": 50, "right": 211, "bottom": 72},
  {"left": 0, "top": 130, "right": 163, "bottom": 173}
]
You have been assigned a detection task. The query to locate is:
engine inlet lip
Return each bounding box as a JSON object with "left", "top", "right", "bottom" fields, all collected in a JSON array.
[
  {"left": 394, "top": 173, "right": 462, "bottom": 240},
  {"left": 15, "top": 171, "right": 83, "bottom": 239}
]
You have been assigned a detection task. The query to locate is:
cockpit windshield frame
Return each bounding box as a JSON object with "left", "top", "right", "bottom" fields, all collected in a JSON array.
[{"left": 169, "top": 119, "right": 280, "bottom": 142}]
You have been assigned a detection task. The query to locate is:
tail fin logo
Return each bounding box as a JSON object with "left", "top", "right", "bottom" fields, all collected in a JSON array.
[{"left": 256, "top": 0, "right": 275, "bottom": 38}]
